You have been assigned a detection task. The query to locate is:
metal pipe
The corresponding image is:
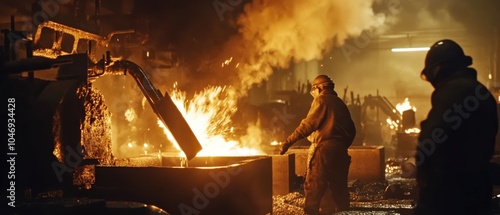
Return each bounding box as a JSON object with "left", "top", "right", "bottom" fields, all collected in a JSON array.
[
  {"left": 102, "top": 60, "right": 202, "bottom": 160},
  {"left": 105, "top": 60, "right": 162, "bottom": 107}
]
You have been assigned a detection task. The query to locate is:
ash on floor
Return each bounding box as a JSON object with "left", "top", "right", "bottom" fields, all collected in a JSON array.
[
  {"left": 271, "top": 190, "right": 415, "bottom": 215},
  {"left": 270, "top": 157, "right": 500, "bottom": 214},
  {"left": 270, "top": 158, "right": 417, "bottom": 215}
]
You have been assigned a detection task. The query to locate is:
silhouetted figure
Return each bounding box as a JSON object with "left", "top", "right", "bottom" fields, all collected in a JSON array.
[{"left": 416, "top": 39, "right": 498, "bottom": 215}]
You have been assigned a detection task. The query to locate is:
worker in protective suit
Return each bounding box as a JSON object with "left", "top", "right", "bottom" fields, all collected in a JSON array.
[
  {"left": 280, "top": 75, "right": 356, "bottom": 214},
  {"left": 416, "top": 39, "right": 498, "bottom": 215}
]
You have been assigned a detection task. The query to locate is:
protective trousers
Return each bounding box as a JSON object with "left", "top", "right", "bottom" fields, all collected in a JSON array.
[
  {"left": 415, "top": 170, "right": 493, "bottom": 215},
  {"left": 304, "top": 141, "right": 351, "bottom": 215}
]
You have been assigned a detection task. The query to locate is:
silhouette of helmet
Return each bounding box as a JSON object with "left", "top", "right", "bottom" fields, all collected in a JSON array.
[
  {"left": 312, "top": 75, "right": 334, "bottom": 88},
  {"left": 421, "top": 39, "right": 472, "bottom": 81}
]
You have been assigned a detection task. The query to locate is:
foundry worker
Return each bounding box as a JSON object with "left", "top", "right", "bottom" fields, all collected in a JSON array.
[
  {"left": 416, "top": 39, "right": 498, "bottom": 215},
  {"left": 280, "top": 74, "right": 356, "bottom": 214}
]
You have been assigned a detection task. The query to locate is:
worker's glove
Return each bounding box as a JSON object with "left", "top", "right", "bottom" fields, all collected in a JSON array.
[{"left": 279, "top": 141, "right": 293, "bottom": 155}]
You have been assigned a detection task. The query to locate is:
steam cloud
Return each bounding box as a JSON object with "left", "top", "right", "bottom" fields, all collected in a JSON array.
[
  {"left": 427, "top": 0, "right": 500, "bottom": 30},
  {"left": 225, "top": 0, "right": 386, "bottom": 92}
]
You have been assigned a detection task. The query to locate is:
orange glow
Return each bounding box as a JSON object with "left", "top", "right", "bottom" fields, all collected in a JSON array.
[
  {"left": 386, "top": 118, "right": 399, "bottom": 130},
  {"left": 158, "top": 85, "right": 265, "bottom": 157},
  {"left": 124, "top": 107, "right": 136, "bottom": 122},
  {"left": 270, "top": 141, "right": 279, "bottom": 146},
  {"left": 394, "top": 98, "right": 420, "bottom": 134},
  {"left": 405, "top": 128, "right": 421, "bottom": 134},
  {"left": 222, "top": 57, "right": 233, "bottom": 67},
  {"left": 395, "top": 98, "right": 416, "bottom": 114}
]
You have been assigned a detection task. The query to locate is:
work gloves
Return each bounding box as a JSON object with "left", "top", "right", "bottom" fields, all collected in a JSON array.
[{"left": 279, "top": 141, "right": 293, "bottom": 155}]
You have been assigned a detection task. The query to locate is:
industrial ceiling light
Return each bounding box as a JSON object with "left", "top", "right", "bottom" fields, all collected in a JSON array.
[{"left": 391, "top": 47, "right": 430, "bottom": 52}]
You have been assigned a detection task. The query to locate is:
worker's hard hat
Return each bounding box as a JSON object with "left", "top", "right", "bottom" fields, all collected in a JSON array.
[
  {"left": 421, "top": 39, "right": 472, "bottom": 80},
  {"left": 312, "top": 75, "right": 334, "bottom": 88}
]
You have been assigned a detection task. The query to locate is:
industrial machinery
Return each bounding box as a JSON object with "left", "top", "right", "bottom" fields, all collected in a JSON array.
[
  {"left": 2, "top": 12, "right": 272, "bottom": 214},
  {"left": 252, "top": 85, "right": 419, "bottom": 159},
  {"left": 343, "top": 90, "right": 419, "bottom": 158}
]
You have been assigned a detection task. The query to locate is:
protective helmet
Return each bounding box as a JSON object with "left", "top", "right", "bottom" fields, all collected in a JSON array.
[
  {"left": 312, "top": 75, "right": 334, "bottom": 89},
  {"left": 421, "top": 39, "right": 472, "bottom": 81}
]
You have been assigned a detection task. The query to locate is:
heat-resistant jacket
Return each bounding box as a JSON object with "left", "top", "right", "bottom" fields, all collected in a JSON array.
[
  {"left": 285, "top": 90, "right": 356, "bottom": 145},
  {"left": 416, "top": 68, "right": 498, "bottom": 215}
]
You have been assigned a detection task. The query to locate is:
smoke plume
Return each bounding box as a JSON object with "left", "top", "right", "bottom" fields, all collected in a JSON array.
[
  {"left": 223, "top": 0, "right": 386, "bottom": 93},
  {"left": 427, "top": 0, "right": 500, "bottom": 31}
]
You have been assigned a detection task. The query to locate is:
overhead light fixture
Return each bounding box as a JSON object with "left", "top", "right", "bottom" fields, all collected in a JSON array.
[{"left": 391, "top": 47, "right": 430, "bottom": 52}]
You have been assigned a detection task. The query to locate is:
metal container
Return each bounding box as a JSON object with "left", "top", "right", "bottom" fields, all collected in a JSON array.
[
  {"left": 92, "top": 156, "right": 272, "bottom": 215},
  {"left": 271, "top": 154, "right": 296, "bottom": 196},
  {"left": 349, "top": 146, "right": 386, "bottom": 182},
  {"left": 289, "top": 145, "right": 386, "bottom": 182},
  {"left": 397, "top": 133, "right": 418, "bottom": 158}
]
